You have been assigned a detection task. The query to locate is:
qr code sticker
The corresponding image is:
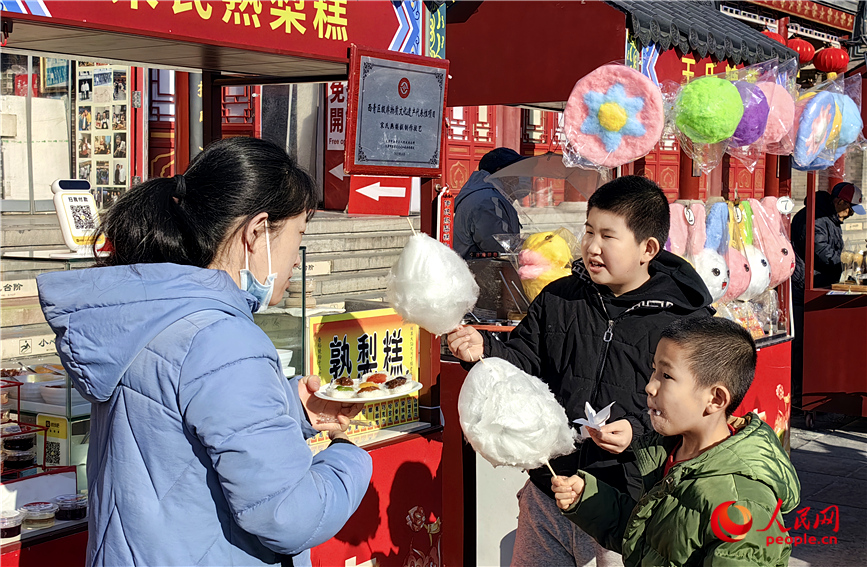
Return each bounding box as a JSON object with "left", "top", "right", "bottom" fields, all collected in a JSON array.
[
  {"left": 46, "top": 440, "right": 61, "bottom": 466},
  {"left": 70, "top": 204, "right": 96, "bottom": 231}
]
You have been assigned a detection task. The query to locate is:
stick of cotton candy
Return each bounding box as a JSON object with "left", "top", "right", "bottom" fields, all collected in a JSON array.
[
  {"left": 458, "top": 357, "right": 578, "bottom": 470},
  {"left": 387, "top": 233, "right": 480, "bottom": 336}
]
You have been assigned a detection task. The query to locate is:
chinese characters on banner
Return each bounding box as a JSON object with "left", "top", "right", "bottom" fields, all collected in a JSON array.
[
  {"left": 110, "top": 0, "right": 349, "bottom": 40},
  {"left": 437, "top": 187, "right": 454, "bottom": 248},
  {"left": 307, "top": 309, "right": 420, "bottom": 446},
  {"left": 326, "top": 81, "right": 347, "bottom": 151}
]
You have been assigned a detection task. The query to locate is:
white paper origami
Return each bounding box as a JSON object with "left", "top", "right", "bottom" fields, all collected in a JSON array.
[
  {"left": 573, "top": 401, "right": 615, "bottom": 440},
  {"left": 458, "top": 357, "right": 578, "bottom": 470},
  {"left": 387, "top": 233, "right": 480, "bottom": 336}
]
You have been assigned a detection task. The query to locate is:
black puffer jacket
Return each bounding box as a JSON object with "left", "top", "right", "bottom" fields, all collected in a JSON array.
[
  {"left": 479, "top": 251, "right": 714, "bottom": 500},
  {"left": 791, "top": 191, "right": 843, "bottom": 304}
]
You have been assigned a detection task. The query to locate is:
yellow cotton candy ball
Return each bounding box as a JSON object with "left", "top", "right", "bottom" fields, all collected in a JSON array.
[{"left": 598, "top": 102, "right": 628, "bottom": 132}]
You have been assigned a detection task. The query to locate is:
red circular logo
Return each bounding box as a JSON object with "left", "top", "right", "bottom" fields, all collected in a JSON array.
[
  {"left": 711, "top": 501, "right": 753, "bottom": 542},
  {"left": 398, "top": 77, "right": 411, "bottom": 99}
]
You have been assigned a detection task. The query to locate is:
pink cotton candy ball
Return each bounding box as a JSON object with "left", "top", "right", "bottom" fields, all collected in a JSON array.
[
  {"left": 758, "top": 82, "right": 795, "bottom": 145},
  {"left": 721, "top": 246, "right": 751, "bottom": 302},
  {"left": 732, "top": 81, "right": 770, "bottom": 146}
]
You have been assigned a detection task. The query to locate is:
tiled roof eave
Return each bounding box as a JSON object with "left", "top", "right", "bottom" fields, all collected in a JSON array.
[{"left": 611, "top": 0, "right": 799, "bottom": 65}]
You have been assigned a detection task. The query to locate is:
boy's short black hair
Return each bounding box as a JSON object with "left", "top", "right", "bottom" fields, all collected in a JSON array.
[
  {"left": 660, "top": 317, "right": 757, "bottom": 416},
  {"left": 587, "top": 175, "right": 669, "bottom": 248}
]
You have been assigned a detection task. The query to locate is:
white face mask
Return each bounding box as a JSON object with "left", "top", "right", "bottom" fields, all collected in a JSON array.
[{"left": 239, "top": 222, "right": 277, "bottom": 314}]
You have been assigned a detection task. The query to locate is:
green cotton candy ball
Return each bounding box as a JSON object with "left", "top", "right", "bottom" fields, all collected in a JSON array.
[{"left": 675, "top": 78, "right": 745, "bottom": 145}]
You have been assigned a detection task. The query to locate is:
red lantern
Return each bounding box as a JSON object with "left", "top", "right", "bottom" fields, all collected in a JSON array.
[
  {"left": 814, "top": 47, "right": 849, "bottom": 74},
  {"left": 762, "top": 30, "right": 786, "bottom": 45},
  {"left": 788, "top": 37, "right": 815, "bottom": 64}
]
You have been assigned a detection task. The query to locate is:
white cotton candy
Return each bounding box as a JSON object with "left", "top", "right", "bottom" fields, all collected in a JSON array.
[
  {"left": 387, "top": 233, "right": 479, "bottom": 336},
  {"left": 458, "top": 357, "right": 578, "bottom": 470}
]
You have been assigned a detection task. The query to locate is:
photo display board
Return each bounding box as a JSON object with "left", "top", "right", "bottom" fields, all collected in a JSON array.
[{"left": 75, "top": 62, "right": 129, "bottom": 209}]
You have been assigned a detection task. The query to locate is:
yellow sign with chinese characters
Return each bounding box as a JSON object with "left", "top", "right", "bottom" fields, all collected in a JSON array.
[{"left": 307, "top": 308, "right": 420, "bottom": 446}]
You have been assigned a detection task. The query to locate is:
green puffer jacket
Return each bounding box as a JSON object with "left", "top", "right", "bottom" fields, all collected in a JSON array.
[{"left": 562, "top": 413, "right": 801, "bottom": 566}]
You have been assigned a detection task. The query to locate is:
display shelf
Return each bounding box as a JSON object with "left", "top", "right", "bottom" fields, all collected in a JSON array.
[
  {"left": 0, "top": 517, "right": 87, "bottom": 550},
  {"left": 16, "top": 401, "right": 89, "bottom": 419}
]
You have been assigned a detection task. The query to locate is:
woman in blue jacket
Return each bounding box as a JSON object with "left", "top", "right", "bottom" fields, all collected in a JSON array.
[{"left": 38, "top": 137, "right": 373, "bottom": 566}]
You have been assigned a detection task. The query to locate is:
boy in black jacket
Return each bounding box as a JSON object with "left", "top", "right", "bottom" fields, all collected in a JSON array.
[{"left": 448, "top": 176, "right": 714, "bottom": 566}]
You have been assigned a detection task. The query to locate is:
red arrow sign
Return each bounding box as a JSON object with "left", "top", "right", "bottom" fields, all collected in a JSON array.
[{"left": 348, "top": 175, "right": 412, "bottom": 216}]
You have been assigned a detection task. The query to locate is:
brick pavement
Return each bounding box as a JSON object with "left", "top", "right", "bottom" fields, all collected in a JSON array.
[{"left": 785, "top": 415, "right": 867, "bottom": 567}]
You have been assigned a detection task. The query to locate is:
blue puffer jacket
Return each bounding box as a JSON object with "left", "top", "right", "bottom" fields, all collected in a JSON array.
[{"left": 38, "top": 264, "right": 373, "bottom": 567}]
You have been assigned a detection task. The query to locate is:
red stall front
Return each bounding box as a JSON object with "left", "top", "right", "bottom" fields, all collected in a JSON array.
[{"left": 0, "top": 2, "right": 449, "bottom": 565}]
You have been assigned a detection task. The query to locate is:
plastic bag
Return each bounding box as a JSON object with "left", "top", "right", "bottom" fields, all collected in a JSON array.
[
  {"left": 761, "top": 57, "right": 799, "bottom": 156},
  {"left": 674, "top": 73, "right": 743, "bottom": 174},
  {"left": 666, "top": 203, "right": 689, "bottom": 258},
  {"left": 517, "top": 228, "right": 579, "bottom": 302},
  {"left": 387, "top": 233, "right": 479, "bottom": 336},
  {"left": 721, "top": 202, "right": 752, "bottom": 303},
  {"left": 726, "top": 60, "right": 777, "bottom": 172},
  {"left": 562, "top": 63, "right": 665, "bottom": 169},
  {"left": 792, "top": 76, "right": 846, "bottom": 170},
  {"left": 737, "top": 201, "right": 772, "bottom": 301},
  {"left": 458, "top": 357, "right": 578, "bottom": 469},
  {"left": 692, "top": 201, "right": 730, "bottom": 303},
  {"left": 749, "top": 198, "right": 795, "bottom": 288}
]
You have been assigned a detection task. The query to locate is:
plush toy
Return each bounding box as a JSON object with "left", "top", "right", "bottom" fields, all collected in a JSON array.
[
  {"left": 759, "top": 197, "right": 796, "bottom": 287},
  {"left": 758, "top": 82, "right": 795, "bottom": 145},
  {"left": 793, "top": 90, "right": 835, "bottom": 168},
  {"left": 737, "top": 201, "right": 771, "bottom": 301},
  {"left": 563, "top": 64, "right": 665, "bottom": 167},
  {"left": 675, "top": 77, "right": 744, "bottom": 145},
  {"left": 750, "top": 198, "right": 794, "bottom": 288},
  {"left": 518, "top": 230, "right": 575, "bottom": 302},
  {"left": 687, "top": 203, "right": 706, "bottom": 259},
  {"left": 721, "top": 202, "right": 752, "bottom": 303},
  {"left": 667, "top": 203, "right": 689, "bottom": 257},
  {"left": 693, "top": 202, "right": 730, "bottom": 303},
  {"left": 731, "top": 81, "right": 770, "bottom": 147}
]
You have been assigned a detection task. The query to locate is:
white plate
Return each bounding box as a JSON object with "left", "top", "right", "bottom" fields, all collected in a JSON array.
[{"left": 314, "top": 380, "right": 423, "bottom": 403}]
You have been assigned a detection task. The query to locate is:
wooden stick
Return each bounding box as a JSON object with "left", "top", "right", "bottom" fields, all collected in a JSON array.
[
  {"left": 406, "top": 217, "right": 417, "bottom": 236},
  {"left": 545, "top": 460, "right": 557, "bottom": 478}
]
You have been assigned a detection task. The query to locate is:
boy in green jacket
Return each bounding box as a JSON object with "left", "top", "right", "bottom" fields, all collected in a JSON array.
[{"left": 553, "top": 317, "right": 801, "bottom": 566}]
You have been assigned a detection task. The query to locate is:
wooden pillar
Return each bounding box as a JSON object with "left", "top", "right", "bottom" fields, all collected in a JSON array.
[
  {"left": 678, "top": 147, "right": 700, "bottom": 200},
  {"left": 175, "top": 72, "right": 190, "bottom": 173},
  {"left": 764, "top": 154, "right": 780, "bottom": 197},
  {"left": 201, "top": 71, "right": 222, "bottom": 146},
  {"left": 778, "top": 155, "right": 792, "bottom": 197},
  {"left": 805, "top": 172, "right": 817, "bottom": 293}
]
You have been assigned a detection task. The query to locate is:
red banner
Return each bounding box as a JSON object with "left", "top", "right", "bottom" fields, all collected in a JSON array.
[{"left": 2, "top": 1, "right": 400, "bottom": 63}]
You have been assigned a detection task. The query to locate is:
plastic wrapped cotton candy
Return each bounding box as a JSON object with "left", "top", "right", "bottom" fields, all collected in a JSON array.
[
  {"left": 458, "top": 357, "right": 577, "bottom": 470},
  {"left": 387, "top": 233, "right": 479, "bottom": 336},
  {"left": 675, "top": 77, "right": 744, "bottom": 145},
  {"left": 731, "top": 81, "right": 770, "bottom": 147}
]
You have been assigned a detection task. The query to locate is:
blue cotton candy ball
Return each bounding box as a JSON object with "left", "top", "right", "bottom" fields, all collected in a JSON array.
[{"left": 835, "top": 94, "right": 863, "bottom": 147}]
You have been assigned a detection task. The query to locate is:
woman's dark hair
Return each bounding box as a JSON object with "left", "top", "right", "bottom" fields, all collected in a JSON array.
[{"left": 96, "top": 137, "right": 317, "bottom": 267}]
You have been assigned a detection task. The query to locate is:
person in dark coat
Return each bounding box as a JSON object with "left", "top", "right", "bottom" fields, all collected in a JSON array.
[
  {"left": 453, "top": 147, "right": 528, "bottom": 259},
  {"left": 790, "top": 182, "right": 864, "bottom": 407},
  {"left": 448, "top": 176, "right": 714, "bottom": 567}
]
